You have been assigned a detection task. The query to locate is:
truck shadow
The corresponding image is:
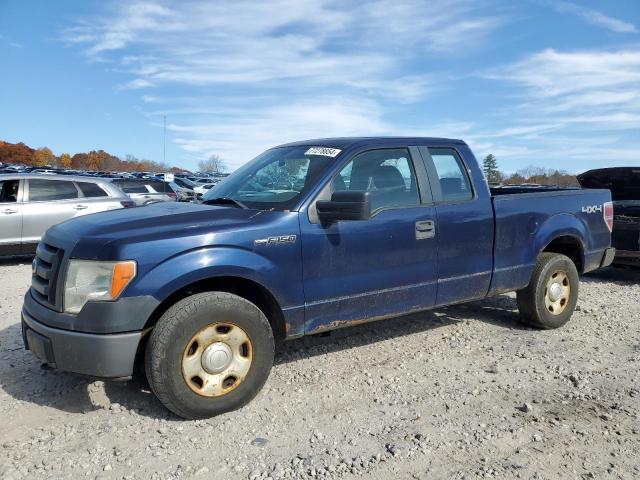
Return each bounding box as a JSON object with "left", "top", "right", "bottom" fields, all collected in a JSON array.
[
  {"left": 0, "top": 295, "right": 524, "bottom": 420},
  {"left": 582, "top": 266, "right": 640, "bottom": 285},
  {"left": 0, "top": 255, "right": 34, "bottom": 267}
]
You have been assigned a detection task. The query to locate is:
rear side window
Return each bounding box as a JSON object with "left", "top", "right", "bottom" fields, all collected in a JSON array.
[
  {"left": 76, "top": 182, "right": 108, "bottom": 198},
  {"left": 29, "top": 179, "right": 79, "bottom": 201},
  {"left": 428, "top": 148, "right": 473, "bottom": 202},
  {"left": 332, "top": 148, "right": 420, "bottom": 212}
]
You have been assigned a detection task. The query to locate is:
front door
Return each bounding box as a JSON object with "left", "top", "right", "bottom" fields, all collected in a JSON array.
[
  {"left": 22, "top": 178, "right": 83, "bottom": 250},
  {"left": 300, "top": 147, "right": 437, "bottom": 333}
]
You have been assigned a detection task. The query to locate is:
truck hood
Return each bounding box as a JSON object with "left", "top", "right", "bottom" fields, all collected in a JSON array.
[
  {"left": 577, "top": 168, "right": 640, "bottom": 201},
  {"left": 45, "top": 202, "right": 291, "bottom": 259}
]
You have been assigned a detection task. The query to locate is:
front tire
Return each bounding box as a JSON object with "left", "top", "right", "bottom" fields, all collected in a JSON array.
[
  {"left": 516, "top": 252, "right": 579, "bottom": 329},
  {"left": 145, "top": 292, "right": 274, "bottom": 419}
]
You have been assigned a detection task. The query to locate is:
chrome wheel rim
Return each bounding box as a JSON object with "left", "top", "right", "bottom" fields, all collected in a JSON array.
[
  {"left": 544, "top": 270, "right": 571, "bottom": 315},
  {"left": 182, "top": 323, "right": 252, "bottom": 397}
]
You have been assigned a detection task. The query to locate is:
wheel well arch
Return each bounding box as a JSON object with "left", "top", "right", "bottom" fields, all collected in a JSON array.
[
  {"left": 542, "top": 235, "right": 584, "bottom": 272},
  {"left": 144, "top": 276, "right": 287, "bottom": 342}
]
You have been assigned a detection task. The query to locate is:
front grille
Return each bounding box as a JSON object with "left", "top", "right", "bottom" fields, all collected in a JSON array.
[{"left": 31, "top": 242, "right": 65, "bottom": 310}]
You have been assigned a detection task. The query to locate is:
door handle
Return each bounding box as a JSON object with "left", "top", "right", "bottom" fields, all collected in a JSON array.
[
  {"left": 73, "top": 205, "right": 88, "bottom": 210},
  {"left": 416, "top": 220, "right": 435, "bottom": 239},
  {"left": 2, "top": 208, "right": 18, "bottom": 214}
]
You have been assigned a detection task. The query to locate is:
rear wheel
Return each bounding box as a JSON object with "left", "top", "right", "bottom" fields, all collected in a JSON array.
[
  {"left": 145, "top": 292, "right": 274, "bottom": 419},
  {"left": 516, "top": 252, "right": 579, "bottom": 329}
]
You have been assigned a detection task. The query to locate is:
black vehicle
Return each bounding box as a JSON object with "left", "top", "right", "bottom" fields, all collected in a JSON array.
[{"left": 578, "top": 168, "right": 640, "bottom": 267}]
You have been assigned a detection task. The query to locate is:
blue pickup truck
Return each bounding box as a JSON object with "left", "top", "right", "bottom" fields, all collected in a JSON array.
[{"left": 21, "top": 137, "right": 615, "bottom": 418}]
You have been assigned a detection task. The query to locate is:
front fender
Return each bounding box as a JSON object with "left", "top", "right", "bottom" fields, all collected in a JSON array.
[{"left": 127, "top": 246, "right": 304, "bottom": 310}]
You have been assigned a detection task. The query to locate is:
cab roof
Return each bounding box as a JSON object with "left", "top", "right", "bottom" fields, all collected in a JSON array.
[{"left": 275, "top": 136, "right": 466, "bottom": 149}]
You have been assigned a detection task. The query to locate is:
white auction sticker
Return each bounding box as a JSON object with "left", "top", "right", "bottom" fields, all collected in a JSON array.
[{"left": 304, "top": 147, "right": 342, "bottom": 157}]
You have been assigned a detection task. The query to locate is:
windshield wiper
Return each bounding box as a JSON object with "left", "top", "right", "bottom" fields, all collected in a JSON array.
[{"left": 203, "top": 197, "right": 248, "bottom": 209}]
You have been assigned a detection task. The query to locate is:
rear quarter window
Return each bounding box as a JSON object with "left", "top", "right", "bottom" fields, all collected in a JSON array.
[
  {"left": 76, "top": 182, "right": 108, "bottom": 198},
  {"left": 146, "top": 181, "right": 170, "bottom": 193},
  {"left": 114, "top": 181, "right": 149, "bottom": 193}
]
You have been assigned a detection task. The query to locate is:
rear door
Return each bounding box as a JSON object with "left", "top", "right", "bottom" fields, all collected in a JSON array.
[
  {"left": 75, "top": 180, "right": 122, "bottom": 214},
  {"left": 300, "top": 146, "right": 438, "bottom": 333},
  {"left": 0, "top": 178, "right": 23, "bottom": 255},
  {"left": 22, "top": 178, "right": 83, "bottom": 250},
  {"left": 418, "top": 146, "right": 494, "bottom": 305}
]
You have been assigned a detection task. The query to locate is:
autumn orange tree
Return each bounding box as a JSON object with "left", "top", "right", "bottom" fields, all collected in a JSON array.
[{"left": 0, "top": 139, "right": 189, "bottom": 173}]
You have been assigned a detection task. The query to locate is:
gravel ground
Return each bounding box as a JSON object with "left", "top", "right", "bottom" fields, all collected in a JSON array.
[{"left": 1, "top": 258, "right": 639, "bottom": 480}]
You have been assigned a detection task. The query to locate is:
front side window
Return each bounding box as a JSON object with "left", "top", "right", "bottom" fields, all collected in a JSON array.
[
  {"left": 0, "top": 179, "right": 19, "bottom": 203},
  {"left": 332, "top": 148, "right": 419, "bottom": 212},
  {"left": 203, "top": 146, "right": 338, "bottom": 210},
  {"left": 29, "top": 179, "right": 78, "bottom": 201},
  {"left": 429, "top": 148, "right": 473, "bottom": 202}
]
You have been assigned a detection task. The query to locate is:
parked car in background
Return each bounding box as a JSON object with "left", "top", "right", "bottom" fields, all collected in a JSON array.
[
  {"left": 578, "top": 167, "right": 640, "bottom": 268},
  {"left": 110, "top": 179, "right": 177, "bottom": 206},
  {"left": 0, "top": 174, "right": 133, "bottom": 255},
  {"left": 170, "top": 182, "right": 195, "bottom": 202},
  {"left": 171, "top": 177, "right": 197, "bottom": 200},
  {"left": 192, "top": 183, "right": 216, "bottom": 201}
]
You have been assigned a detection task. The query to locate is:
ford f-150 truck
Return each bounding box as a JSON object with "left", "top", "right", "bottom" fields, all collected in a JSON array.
[{"left": 21, "top": 137, "right": 615, "bottom": 419}]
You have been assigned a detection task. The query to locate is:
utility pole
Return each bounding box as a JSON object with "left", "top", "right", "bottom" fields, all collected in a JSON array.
[
  {"left": 163, "top": 115, "right": 167, "bottom": 194},
  {"left": 163, "top": 115, "right": 167, "bottom": 165}
]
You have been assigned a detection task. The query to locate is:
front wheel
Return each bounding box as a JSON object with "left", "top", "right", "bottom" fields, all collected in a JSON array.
[
  {"left": 145, "top": 292, "right": 274, "bottom": 419},
  {"left": 516, "top": 252, "right": 579, "bottom": 329}
]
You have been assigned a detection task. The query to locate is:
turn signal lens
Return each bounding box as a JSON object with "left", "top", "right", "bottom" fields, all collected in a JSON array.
[
  {"left": 603, "top": 201, "right": 614, "bottom": 232},
  {"left": 111, "top": 261, "right": 137, "bottom": 298}
]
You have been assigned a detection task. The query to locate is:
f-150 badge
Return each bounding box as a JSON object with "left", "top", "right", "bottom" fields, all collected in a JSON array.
[{"left": 254, "top": 235, "right": 297, "bottom": 246}]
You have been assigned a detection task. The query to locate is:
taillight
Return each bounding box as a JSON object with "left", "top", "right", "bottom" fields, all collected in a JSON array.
[
  {"left": 120, "top": 200, "right": 135, "bottom": 208},
  {"left": 166, "top": 192, "right": 176, "bottom": 198},
  {"left": 603, "top": 201, "right": 613, "bottom": 232}
]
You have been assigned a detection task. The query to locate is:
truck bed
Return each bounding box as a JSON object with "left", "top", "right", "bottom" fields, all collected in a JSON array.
[{"left": 488, "top": 188, "right": 612, "bottom": 295}]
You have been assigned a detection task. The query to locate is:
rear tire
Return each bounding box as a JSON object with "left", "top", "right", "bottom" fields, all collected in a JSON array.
[
  {"left": 145, "top": 292, "right": 274, "bottom": 419},
  {"left": 516, "top": 252, "right": 579, "bottom": 329}
]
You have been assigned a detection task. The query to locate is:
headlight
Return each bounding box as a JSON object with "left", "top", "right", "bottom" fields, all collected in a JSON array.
[{"left": 64, "top": 260, "right": 136, "bottom": 314}]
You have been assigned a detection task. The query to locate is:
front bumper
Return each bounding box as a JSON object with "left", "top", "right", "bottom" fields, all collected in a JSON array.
[{"left": 22, "top": 307, "right": 143, "bottom": 379}]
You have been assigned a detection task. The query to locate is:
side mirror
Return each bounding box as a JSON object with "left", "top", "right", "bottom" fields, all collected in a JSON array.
[{"left": 316, "top": 191, "right": 371, "bottom": 223}]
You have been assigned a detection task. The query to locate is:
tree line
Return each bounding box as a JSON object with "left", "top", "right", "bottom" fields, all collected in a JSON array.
[
  {"left": 0, "top": 140, "right": 188, "bottom": 173},
  {"left": 482, "top": 154, "right": 579, "bottom": 187}
]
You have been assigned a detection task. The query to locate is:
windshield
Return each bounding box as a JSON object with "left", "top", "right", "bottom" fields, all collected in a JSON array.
[{"left": 202, "top": 146, "right": 339, "bottom": 210}]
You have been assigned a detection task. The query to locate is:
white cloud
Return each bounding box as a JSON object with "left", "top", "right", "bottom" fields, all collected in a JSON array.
[
  {"left": 120, "top": 78, "right": 155, "bottom": 90},
  {"left": 168, "top": 97, "right": 391, "bottom": 167},
  {"left": 551, "top": 1, "right": 638, "bottom": 33},
  {"left": 487, "top": 48, "right": 640, "bottom": 130},
  {"left": 61, "top": 0, "right": 505, "bottom": 167}
]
